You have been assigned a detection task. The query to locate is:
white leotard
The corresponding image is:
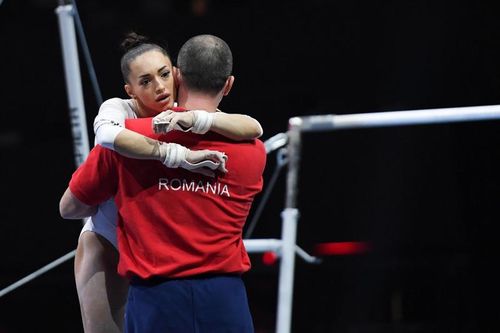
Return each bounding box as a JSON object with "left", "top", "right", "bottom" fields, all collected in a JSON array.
[{"left": 79, "top": 98, "right": 136, "bottom": 249}]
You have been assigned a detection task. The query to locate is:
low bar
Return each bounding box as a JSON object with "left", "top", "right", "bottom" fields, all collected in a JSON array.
[{"left": 244, "top": 239, "right": 282, "bottom": 253}]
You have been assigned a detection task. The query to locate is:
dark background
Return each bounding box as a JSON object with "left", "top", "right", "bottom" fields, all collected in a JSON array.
[{"left": 2, "top": 0, "right": 500, "bottom": 332}]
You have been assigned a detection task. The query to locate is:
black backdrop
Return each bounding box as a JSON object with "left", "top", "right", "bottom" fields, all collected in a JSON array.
[{"left": 1, "top": 0, "right": 500, "bottom": 332}]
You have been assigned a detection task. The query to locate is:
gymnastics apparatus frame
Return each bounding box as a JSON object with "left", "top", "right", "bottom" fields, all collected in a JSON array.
[{"left": 2, "top": 5, "right": 500, "bottom": 333}]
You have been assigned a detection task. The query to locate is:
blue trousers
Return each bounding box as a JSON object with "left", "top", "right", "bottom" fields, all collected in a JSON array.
[{"left": 125, "top": 275, "right": 254, "bottom": 333}]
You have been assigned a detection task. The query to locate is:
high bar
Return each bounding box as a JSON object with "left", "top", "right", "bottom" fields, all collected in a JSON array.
[{"left": 291, "top": 104, "right": 500, "bottom": 132}]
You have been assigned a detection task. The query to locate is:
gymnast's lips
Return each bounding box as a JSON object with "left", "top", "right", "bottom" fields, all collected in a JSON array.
[{"left": 156, "top": 93, "right": 170, "bottom": 102}]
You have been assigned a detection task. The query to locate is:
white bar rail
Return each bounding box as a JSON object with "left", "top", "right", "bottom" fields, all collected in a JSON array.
[
  {"left": 293, "top": 104, "right": 500, "bottom": 132},
  {"left": 277, "top": 104, "right": 500, "bottom": 333}
]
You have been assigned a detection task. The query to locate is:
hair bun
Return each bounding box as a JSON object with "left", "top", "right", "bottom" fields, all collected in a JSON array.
[{"left": 121, "top": 32, "right": 149, "bottom": 52}]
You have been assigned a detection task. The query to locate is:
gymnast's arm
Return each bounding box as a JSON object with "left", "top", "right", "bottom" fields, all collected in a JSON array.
[
  {"left": 94, "top": 98, "right": 164, "bottom": 160},
  {"left": 94, "top": 98, "right": 262, "bottom": 161},
  {"left": 211, "top": 111, "right": 263, "bottom": 140},
  {"left": 59, "top": 187, "right": 97, "bottom": 219},
  {"left": 155, "top": 109, "right": 263, "bottom": 140}
]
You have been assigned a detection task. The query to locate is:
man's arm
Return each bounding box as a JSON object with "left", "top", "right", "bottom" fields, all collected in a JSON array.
[
  {"left": 59, "top": 187, "right": 97, "bottom": 219},
  {"left": 59, "top": 146, "right": 117, "bottom": 220}
]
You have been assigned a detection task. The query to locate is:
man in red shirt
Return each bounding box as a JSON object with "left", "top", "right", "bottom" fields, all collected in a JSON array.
[{"left": 60, "top": 34, "right": 266, "bottom": 332}]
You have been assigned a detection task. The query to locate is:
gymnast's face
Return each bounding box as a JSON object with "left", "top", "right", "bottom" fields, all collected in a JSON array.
[{"left": 124, "top": 50, "right": 176, "bottom": 118}]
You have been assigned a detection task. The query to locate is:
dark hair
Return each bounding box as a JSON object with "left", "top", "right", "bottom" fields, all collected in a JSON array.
[
  {"left": 120, "top": 32, "right": 171, "bottom": 83},
  {"left": 177, "top": 34, "right": 233, "bottom": 95}
]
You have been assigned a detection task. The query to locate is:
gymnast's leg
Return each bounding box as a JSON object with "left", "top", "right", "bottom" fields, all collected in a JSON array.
[{"left": 75, "top": 231, "right": 129, "bottom": 333}]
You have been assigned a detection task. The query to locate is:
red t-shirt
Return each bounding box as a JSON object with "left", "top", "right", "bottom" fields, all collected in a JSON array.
[{"left": 69, "top": 117, "right": 266, "bottom": 279}]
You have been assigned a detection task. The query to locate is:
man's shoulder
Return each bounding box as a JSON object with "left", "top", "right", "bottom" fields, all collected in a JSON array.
[
  {"left": 213, "top": 136, "right": 265, "bottom": 151},
  {"left": 88, "top": 144, "right": 116, "bottom": 158},
  {"left": 244, "top": 138, "right": 266, "bottom": 156},
  {"left": 222, "top": 138, "right": 266, "bottom": 166},
  {"left": 124, "top": 117, "right": 160, "bottom": 139}
]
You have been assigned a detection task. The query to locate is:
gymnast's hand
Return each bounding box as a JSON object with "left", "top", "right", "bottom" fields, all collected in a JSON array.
[
  {"left": 153, "top": 110, "right": 214, "bottom": 134},
  {"left": 186, "top": 149, "right": 228, "bottom": 177},
  {"left": 158, "top": 142, "right": 227, "bottom": 177}
]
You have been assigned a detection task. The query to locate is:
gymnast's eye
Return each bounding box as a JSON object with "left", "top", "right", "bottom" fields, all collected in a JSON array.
[
  {"left": 140, "top": 78, "right": 151, "bottom": 86},
  {"left": 161, "top": 71, "right": 170, "bottom": 78}
]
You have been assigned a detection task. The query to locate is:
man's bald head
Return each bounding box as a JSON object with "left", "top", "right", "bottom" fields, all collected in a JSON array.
[{"left": 177, "top": 35, "right": 233, "bottom": 95}]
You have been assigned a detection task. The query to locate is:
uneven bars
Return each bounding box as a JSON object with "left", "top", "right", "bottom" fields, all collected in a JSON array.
[
  {"left": 277, "top": 103, "right": 500, "bottom": 333},
  {"left": 293, "top": 104, "right": 500, "bottom": 132}
]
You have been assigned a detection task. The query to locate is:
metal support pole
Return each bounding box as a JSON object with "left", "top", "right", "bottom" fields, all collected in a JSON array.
[
  {"left": 276, "top": 208, "right": 300, "bottom": 333},
  {"left": 276, "top": 120, "right": 302, "bottom": 333},
  {"left": 55, "top": 4, "right": 90, "bottom": 166},
  {"left": 284, "top": 119, "right": 302, "bottom": 208}
]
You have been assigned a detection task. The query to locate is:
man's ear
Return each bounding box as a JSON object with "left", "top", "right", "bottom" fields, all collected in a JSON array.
[
  {"left": 222, "top": 76, "right": 235, "bottom": 96},
  {"left": 124, "top": 84, "right": 135, "bottom": 98},
  {"left": 171, "top": 67, "right": 178, "bottom": 101},
  {"left": 175, "top": 67, "right": 182, "bottom": 88}
]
